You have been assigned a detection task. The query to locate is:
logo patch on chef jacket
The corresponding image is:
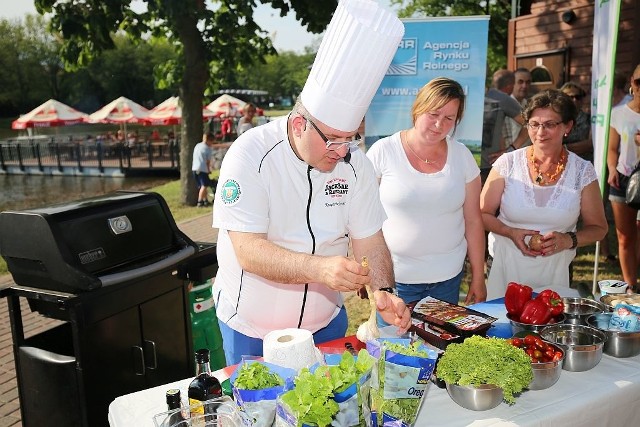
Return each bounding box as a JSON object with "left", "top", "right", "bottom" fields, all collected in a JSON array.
[
  {"left": 220, "top": 179, "right": 241, "bottom": 205},
  {"left": 325, "top": 177, "right": 349, "bottom": 198}
]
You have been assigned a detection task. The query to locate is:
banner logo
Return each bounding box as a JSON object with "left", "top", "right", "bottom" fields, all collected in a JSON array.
[{"left": 388, "top": 38, "right": 418, "bottom": 75}]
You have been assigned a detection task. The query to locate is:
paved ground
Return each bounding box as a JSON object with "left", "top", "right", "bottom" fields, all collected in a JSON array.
[{"left": 0, "top": 213, "right": 217, "bottom": 427}]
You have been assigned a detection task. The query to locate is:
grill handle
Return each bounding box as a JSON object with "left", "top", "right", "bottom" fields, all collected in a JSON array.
[
  {"left": 132, "top": 346, "right": 145, "bottom": 376},
  {"left": 99, "top": 246, "right": 196, "bottom": 287},
  {"left": 143, "top": 339, "right": 158, "bottom": 370}
]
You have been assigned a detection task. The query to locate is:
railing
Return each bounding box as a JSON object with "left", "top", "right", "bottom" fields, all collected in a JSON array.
[{"left": 0, "top": 137, "right": 181, "bottom": 175}]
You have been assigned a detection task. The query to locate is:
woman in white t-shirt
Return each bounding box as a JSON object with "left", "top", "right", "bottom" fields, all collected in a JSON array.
[
  {"left": 367, "top": 77, "right": 486, "bottom": 305},
  {"left": 607, "top": 63, "right": 640, "bottom": 290}
]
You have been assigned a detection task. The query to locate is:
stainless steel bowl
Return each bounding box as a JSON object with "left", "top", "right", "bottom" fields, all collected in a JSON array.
[
  {"left": 562, "top": 297, "right": 606, "bottom": 325},
  {"left": 507, "top": 313, "right": 566, "bottom": 336},
  {"left": 445, "top": 383, "right": 503, "bottom": 411},
  {"left": 529, "top": 343, "right": 564, "bottom": 390},
  {"left": 540, "top": 324, "right": 607, "bottom": 372},
  {"left": 586, "top": 312, "right": 640, "bottom": 358}
]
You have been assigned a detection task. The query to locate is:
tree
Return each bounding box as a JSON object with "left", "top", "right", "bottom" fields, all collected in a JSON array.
[
  {"left": 35, "top": 0, "right": 336, "bottom": 206},
  {"left": 390, "top": 0, "right": 510, "bottom": 76}
]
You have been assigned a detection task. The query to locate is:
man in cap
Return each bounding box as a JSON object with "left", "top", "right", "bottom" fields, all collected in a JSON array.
[{"left": 211, "top": 0, "right": 410, "bottom": 365}]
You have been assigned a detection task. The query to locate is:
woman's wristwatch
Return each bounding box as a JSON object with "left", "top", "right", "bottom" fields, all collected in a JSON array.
[{"left": 567, "top": 231, "right": 578, "bottom": 249}]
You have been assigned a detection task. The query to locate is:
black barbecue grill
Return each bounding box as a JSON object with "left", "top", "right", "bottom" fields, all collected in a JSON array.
[
  {"left": 0, "top": 191, "right": 197, "bottom": 293},
  {"left": 0, "top": 191, "right": 215, "bottom": 427}
]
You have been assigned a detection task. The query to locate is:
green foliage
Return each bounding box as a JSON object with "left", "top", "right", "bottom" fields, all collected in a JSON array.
[
  {"left": 326, "top": 349, "right": 375, "bottom": 393},
  {"left": 436, "top": 335, "right": 533, "bottom": 404},
  {"left": 234, "top": 363, "right": 284, "bottom": 390},
  {"left": 280, "top": 367, "right": 339, "bottom": 427},
  {"left": 391, "top": 0, "right": 510, "bottom": 75}
]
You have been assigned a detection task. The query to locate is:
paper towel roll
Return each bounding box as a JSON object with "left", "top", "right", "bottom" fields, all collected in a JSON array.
[{"left": 263, "top": 328, "right": 323, "bottom": 372}]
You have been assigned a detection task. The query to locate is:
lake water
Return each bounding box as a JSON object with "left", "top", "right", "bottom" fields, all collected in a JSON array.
[{"left": 0, "top": 174, "right": 173, "bottom": 211}]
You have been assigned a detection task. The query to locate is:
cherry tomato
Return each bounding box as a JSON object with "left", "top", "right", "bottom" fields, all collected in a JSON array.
[
  {"left": 524, "top": 335, "right": 536, "bottom": 346},
  {"left": 512, "top": 338, "right": 523, "bottom": 347},
  {"left": 533, "top": 336, "right": 546, "bottom": 350},
  {"left": 552, "top": 351, "right": 563, "bottom": 361},
  {"left": 544, "top": 348, "right": 555, "bottom": 359},
  {"left": 533, "top": 349, "right": 543, "bottom": 359}
]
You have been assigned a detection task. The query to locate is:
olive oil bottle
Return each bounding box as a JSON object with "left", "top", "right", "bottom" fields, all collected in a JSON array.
[{"left": 188, "top": 349, "right": 222, "bottom": 425}]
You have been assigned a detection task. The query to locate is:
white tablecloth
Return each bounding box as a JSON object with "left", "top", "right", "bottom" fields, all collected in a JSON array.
[{"left": 109, "top": 286, "right": 640, "bottom": 427}]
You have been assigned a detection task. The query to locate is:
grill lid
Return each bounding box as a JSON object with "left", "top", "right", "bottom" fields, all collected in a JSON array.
[{"left": 0, "top": 191, "right": 197, "bottom": 293}]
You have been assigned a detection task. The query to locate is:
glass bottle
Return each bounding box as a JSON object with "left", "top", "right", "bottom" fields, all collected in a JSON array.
[
  {"left": 163, "top": 388, "right": 185, "bottom": 427},
  {"left": 188, "top": 349, "right": 222, "bottom": 425}
]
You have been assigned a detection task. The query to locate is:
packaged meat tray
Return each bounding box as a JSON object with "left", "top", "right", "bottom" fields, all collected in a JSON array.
[{"left": 408, "top": 296, "right": 497, "bottom": 346}]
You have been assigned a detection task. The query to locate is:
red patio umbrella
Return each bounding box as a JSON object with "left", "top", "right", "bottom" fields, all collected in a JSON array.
[{"left": 11, "top": 99, "right": 89, "bottom": 130}]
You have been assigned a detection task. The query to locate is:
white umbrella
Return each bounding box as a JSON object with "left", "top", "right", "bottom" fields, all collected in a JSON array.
[
  {"left": 144, "top": 96, "right": 216, "bottom": 126},
  {"left": 206, "top": 94, "right": 246, "bottom": 117},
  {"left": 89, "top": 96, "right": 150, "bottom": 134},
  {"left": 11, "top": 99, "right": 89, "bottom": 130}
]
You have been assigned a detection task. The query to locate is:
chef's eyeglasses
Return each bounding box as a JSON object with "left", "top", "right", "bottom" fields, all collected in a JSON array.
[
  {"left": 303, "top": 115, "right": 361, "bottom": 150},
  {"left": 526, "top": 121, "right": 562, "bottom": 131}
]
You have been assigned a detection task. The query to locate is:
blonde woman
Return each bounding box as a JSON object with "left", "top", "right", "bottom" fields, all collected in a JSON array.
[{"left": 367, "top": 77, "right": 486, "bottom": 305}]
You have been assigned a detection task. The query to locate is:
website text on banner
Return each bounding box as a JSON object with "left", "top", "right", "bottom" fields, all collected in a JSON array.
[{"left": 366, "top": 16, "right": 490, "bottom": 149}]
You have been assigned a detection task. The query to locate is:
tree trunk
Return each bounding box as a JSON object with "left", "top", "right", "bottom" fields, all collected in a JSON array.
[{"left": 176, "top": 14, "right": 209, "bottom": 207}]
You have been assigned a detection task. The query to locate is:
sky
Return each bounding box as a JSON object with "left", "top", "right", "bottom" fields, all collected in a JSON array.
[{"left": 0, "top": 1, "right": 396, "bottom": 54}]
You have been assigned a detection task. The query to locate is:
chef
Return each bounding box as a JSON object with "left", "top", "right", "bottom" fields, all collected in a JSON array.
[{"left": 212, "top": 0, "right": 411, "bottom": 365}]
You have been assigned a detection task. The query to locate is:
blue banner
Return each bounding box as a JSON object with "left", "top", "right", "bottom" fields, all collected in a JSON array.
[{"left": 366, "top": 16, "right": 490, "bottom": 149}]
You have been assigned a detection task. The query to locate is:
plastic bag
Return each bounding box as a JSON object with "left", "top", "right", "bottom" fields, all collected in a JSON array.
[
  {"left": 367, "top": 339, "right": 438, "bottom": 427},
  {"left": 231, "top": 360, "right": 296, "bottom": 427}
]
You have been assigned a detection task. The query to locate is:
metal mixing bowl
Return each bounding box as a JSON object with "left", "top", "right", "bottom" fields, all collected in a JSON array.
[
  {"left": 445, "top": 383, "right": 503, "bottom": 411},
  {"left": 540, "top": 324, "right": 606, "bottom": 372},
  {"left": 586, "top": 312, "right": 640, "bottom": 358},
  {"left": 507, "top": 313, "right": 565, "bottom": 336},
  {"left": 562, "top": 297, "right": 606, "bottom": 325},
  {"left": 529, "top": 343, "right": 564, "bottom": 390}
]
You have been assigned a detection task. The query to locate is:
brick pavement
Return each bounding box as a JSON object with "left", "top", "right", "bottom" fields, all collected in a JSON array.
[{"left": 0, "top": 213, "right": 217, "bottom": 427}]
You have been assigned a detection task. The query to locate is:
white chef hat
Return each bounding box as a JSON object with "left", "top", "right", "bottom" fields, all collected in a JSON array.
[{"left": 299, "top": 0, "right": 404, "bottom": 132}]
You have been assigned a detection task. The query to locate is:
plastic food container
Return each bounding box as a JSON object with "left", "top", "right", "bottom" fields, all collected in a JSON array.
[{"left": 598, "top": 280, "right": 628, "bottom": 296}]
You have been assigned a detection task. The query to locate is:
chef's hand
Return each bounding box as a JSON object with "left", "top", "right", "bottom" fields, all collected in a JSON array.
[
  {"left": 319, "top": 256, "right": 369, "bottom": 292},
  {"left": 374, "top": 290, "right": 411, "bottom": 334}
]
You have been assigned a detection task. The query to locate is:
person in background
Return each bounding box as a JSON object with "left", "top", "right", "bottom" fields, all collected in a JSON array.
[
  {"left": 367, "top": 77, "right": 486, "bottom": 305},
  {"left": 482, "top": 70, "right": 529, "bottom": 170},
  {"left": 211, "top": 0, "right": 410, "bottom": 365},
  {"left": 237, "top": 103, "right": 256, "bottom": 136},
  {"left": 220, "top": 114, "right": 233, "bottom": 142},
  {"left": 481, "top": 89, "right": 607, "bottom": 299},
  {"left": 503, "top": 68, "right": 533, "bottom": 152},
  {"left": 191, "top": 132, "right": 217, "bottom": 208},
  {"left": 512, "top": 68, "right": 533, "bottom": 106},
  {"left": 607, "top": 64, "right": 640, "bottom": 292},
  {"left": 560, "top": 82, "right": 593, "bottom": 162}
]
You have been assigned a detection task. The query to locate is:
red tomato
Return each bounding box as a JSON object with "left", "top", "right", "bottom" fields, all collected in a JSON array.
[
  {"left": 533, "top": 349, "right": 543, "bottom": 359},
  {"left": 524, "top": 335, "right": 536, "bottom": 346},
  {"left": 552, "top": 351, "right": 563, "bottom": 362},
  {"left": 533, "top": 336, "right": 546, "bottom": 350},
  {"left": 512, "top": 338, "right": 523, "bottom": 347}
]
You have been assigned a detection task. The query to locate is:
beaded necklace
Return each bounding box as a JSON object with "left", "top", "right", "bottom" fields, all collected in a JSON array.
[{"left": 529, "top": 147, "right": 567, "bottom": 185}]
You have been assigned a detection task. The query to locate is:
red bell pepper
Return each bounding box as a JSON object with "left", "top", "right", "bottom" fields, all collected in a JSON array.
[
  {"left": 519, "top": 298, "right": 552, "bottom": 324},
  {"left": 504, "top": 282, "right": 533, "bottom": 318},
  {"left": 535, "top": 289, "right": 564, "bottom": 318}
]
